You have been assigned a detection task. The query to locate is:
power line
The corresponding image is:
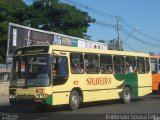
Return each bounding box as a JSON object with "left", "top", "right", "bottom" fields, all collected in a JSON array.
[
  {"left": 122, "top": 41, "right": 139, "bottom": 52},
  {"left": 95, "top": 20, "right": 116, "bottom": 28},
  {"left": 122, "top": 29, "right": 160, "bottom": 47},
  {"left": 62, "top": 0, "right": 117, "bottom": 20},
  {"left": 121, "top": 18, "right": 160, "bottom": 42},
  {"left": 63, "top": 0, "right": 160, "bottom": 43},
  {"left": 28, "top": 0, "right": 160, "bottom": 49}
]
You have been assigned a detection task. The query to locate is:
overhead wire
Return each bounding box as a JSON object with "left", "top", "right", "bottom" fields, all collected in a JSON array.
[
  {"left": 63, "top": 0, "right": 160, "bottom": 45},
  {"left": 95, "top": 20, "right": 116, "bottom": 29},
  {"left": 62, "top": 0, "right": 116, "bottom": 20},
  {"left": 122, "top": 29, "right": 160, "bottom": 47},
  {"left": 122, "top": 41, "right": 138, "bottom": 52},
  {"left": 27, "top": 0, "right": 160, "bottom": 50},
  {"left": 121, "top": 18, "right": 160, "bottom": 42}
]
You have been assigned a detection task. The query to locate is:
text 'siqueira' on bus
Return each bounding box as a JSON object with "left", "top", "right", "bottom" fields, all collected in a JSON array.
[
  {"left": 9, "top": 45, "right": 152, "bottom": 111},
  {"left": 151, "top": 56, "right": 160, "bottom": 93}
]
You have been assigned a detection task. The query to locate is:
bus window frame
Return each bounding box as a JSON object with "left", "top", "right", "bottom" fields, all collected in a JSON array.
[
  {"left": 137, "top": 57, "right": 146, "bottom": 74},
  {"left": 113, "top": 55, "right": 125, "bottom": 73},
  {"left": 100, "top": 54, "right": 113, "bottom": 74},
  {"left": 125, "top": 56, "right": 137, "bottom": 74},
  {"left": 84, "top": 53, "right": 100, "bottom": 74},
  {"left": 70, "top": 52, "right": 84, "bottom": 74},
  {"left": 51, "top": 55, "right": 69, "bottom": 86},
  {"left": 145, "top": 57, "right": 150, "bottom": 73}
]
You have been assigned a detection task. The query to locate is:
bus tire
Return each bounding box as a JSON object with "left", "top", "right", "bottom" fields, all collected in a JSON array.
[
  {"left": 69, "top": 90, "right": 80, "bottom": 111},
  {"left": 123, "top": 87, "right": 132, "bottom": 104}
]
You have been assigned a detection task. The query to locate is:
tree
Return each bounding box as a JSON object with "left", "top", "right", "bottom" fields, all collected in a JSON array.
[
  {"left": 0, "top": 0, "right": 26, "bottom": 63},
  {"left": 108, "top": 39, "right": 118, "bottom": 50},
  {"left": 31, "top": 0, "right": 94, "bottom": 37},
  {"left": 97, "top": 39, "right": 105, "bottom": 43},
  {"left": 148, "top": 52, "right": 155, "bottom": 55},
  {"left": 0, "top": 0, "right": 94, "bottom": 63}
]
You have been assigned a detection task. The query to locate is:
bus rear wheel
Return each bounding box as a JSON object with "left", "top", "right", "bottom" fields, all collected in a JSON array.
[
  {"left": 69, "top": 90, "right": 80, "bottom": 111},
  {"left": 123, "top": 87, "right": 132, "bottom": 104}
]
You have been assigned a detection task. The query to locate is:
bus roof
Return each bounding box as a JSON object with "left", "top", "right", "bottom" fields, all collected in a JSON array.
[
  {"left": 15, "top": 45, "right": 150, "bottom": 57},
  {"left": 48, "top": 45, "right": 150, "bottom": 57}
]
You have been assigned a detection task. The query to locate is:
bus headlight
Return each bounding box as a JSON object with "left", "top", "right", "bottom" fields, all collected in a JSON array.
[
  {"left": 9, "top": 94, "right": 16, "bottom": 99},
  {"left": 35, "top": 94, "right": 45, "bottom": 98}
]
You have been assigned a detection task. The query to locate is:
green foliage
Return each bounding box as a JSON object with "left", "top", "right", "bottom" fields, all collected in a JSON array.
[{"left": 0, "top": 0, "right": 94, "bottom": 63}]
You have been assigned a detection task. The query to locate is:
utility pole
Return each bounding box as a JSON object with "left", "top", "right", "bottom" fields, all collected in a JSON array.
[{"left": 116, "top": 16, "right": 121, "bottom": 50}]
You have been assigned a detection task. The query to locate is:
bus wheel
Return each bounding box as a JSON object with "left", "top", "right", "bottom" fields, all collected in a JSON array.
[
  {"left": 69, "top": 90, "right": 80, "bottom": 111},
  {"left": 123, "top": 87, "right": 132, "bottom": 104}
]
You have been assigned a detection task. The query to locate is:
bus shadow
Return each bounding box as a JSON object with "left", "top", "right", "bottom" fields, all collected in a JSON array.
[
  {"left": 49, "top": 98, "right": 145, "bottom": 113},
  {"left": 0, "top": 96, "right": 153, "bottom": 113},
  {"left": 80, "top": 98, "right": 144, "bottom": 109},
  {"left": 147, "top": 93, "right": 160, "bottom": 99},
  {"left": 44, "top": 97, "right": 147, "bottom": 113}
]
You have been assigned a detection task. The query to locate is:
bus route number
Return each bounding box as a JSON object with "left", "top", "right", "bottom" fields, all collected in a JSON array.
[{"left": 73, "top": 81, "right": 79, "bottom": 86}]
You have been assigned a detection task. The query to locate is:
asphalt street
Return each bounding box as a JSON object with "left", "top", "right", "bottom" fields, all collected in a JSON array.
[{"left": 0, "top": 94, "right": 160, "bottom": 120}]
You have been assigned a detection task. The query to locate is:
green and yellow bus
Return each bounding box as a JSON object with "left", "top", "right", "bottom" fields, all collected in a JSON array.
[{"left": 9, "top": 45, "right": 152, "bottom": 110}]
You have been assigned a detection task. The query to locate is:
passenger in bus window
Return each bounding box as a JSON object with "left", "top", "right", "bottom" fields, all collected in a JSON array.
[
  {"left": 126, "top": 61, "right": 134, "bottom": 73},
  {"left": 100, "top": 65, "right": 104, "bottom": 73},
  {"left": 52, "top": 64, "right": 57, "bottom": 76},
  {"left": 107, "top": 66, "right": 113, "bottom": 73},
  {"left": 137, "top": 65, "right": 143, "bottom": 73},
  {"left": 122, "top": 67, "right": 126, "bottom": 73},
  {"left": 75, "top": 64, "right": 84, "bottom": 73},
  {"left": 101, "top": 65, "right": 112, "bottom": 74},
  {"left": 74, "top": 64, "right": 80, "bottom": 73},
  {"left": 71, "top": 65, "right": 75, "bottom": 73},
  {"left": 79, "top": 65, "right": 84, "bottom": 73}
]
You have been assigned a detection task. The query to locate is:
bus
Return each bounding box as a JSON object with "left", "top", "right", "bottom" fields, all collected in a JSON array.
[
  {"left": 9, "top": 45, "right": 152, "bottom": 111},
  {"left": 151, "top": 56, "right": 160, "bottom": 93}
]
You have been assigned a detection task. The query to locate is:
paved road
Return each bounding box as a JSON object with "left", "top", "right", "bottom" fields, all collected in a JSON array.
[{"left": 0, "top": 94, "right": 160, "bottom": 120}]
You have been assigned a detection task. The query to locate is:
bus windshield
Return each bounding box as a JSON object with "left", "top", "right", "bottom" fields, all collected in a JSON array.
[{"left": 10, "top": 55, "right": 51, "bottom": 87}]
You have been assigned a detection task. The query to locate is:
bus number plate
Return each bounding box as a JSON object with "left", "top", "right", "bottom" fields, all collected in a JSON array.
[{"left": 35, "top": 88, "right": 44, "bottom": 94}]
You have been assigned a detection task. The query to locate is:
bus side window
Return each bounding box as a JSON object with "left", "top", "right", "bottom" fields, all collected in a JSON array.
[
  {"left": 57, "top": 57, "right": 68, "bottom": 75},
  {"left": 137, "top": 57, "right": 146, "bottom": 74},
  {"left": 85, "top": 53, "right": 99, "bottom": 74},
  {"left": 70, "top": 53, "right": 84, "bottom": 74},
  {"left": 100, "top": 54, "right": 113, "bottom": 74},
  {"left": 126, "top": 56, "right": 136, "bottom": 73},
  {"left": 52, "top": 56, "right": 69, "bottom": 86},
  {"left": 145, "top": 57, "right": 150, "bottom": 73},
  {"left": 114, "top": 56, "right": 125, "bottom": 73}
]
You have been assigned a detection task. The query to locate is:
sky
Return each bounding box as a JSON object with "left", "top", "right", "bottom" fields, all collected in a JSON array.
[{"left": 25, "top": 0, "right": 160, "bottom": 54}]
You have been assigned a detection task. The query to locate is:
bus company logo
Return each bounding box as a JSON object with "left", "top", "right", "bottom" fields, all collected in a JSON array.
[{"left": 86, "top": 77, "right": 111, "bottom": 86}]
